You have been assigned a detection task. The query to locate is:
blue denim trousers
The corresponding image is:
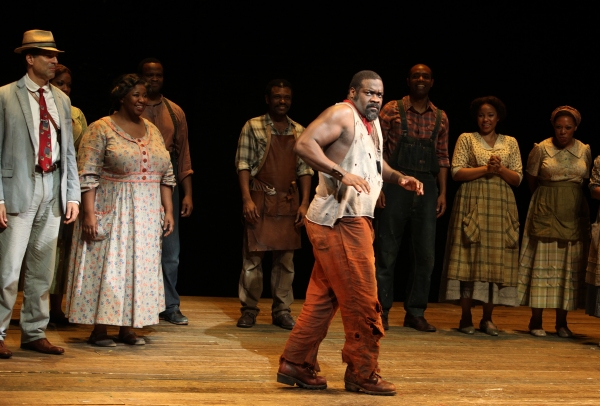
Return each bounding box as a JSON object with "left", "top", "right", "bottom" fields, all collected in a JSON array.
[
  {"left": 375, "top": 170, "right": 438, "bottom": 317},
  {"left": 161, "top": 161, "right": 181, "bottom": 315}
]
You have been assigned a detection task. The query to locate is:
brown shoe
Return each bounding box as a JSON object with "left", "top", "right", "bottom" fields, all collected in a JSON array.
[
  {"left": 0, "top": 340, "right": 12, "bottom": 359},
  {"left": 237, "top": 312, "right": 256, "bottom": 328},
  {"left": 272, "top": 312, "right": 295, "bottom": 330},
  {"left": 344, "top": 369, "right": 396, "bottom": 396},
  {"left": 556, "top": 325, "right": 573, "bottom": 338},
  {"left": 381, "top": 314, "right": 389, "bottom": 331},
  {"left": 20, "top": 338, "right": 64, "bottom": 355},
  {"left": 118, "top": 331, "right": 145, "bottom": 346},
  {"left": 479, "top": 320, "right": 499, "bottom": 336},
  {"left": 277, "top": 359, "right": 327, "bottom": 389},
  {"left": 403, "top": 314, "right": 436, "bottom": 332}
]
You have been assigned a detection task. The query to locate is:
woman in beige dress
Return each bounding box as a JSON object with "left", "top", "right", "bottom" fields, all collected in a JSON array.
[
  {"left": 66, "top": 74, "right": 175, "bottom": 346},
  {"left": 441, "top": 96, "right": 522, "bottom": 336},
  {"left": 518, "top": 106, "right": 590, "bottom": 338}
]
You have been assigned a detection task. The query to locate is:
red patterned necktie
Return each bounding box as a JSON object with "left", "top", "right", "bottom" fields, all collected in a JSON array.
[{"left": 38, "top": 88, "right": 52, "bottom": 171}]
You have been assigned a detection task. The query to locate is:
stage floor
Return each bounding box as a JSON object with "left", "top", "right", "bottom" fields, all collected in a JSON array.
[{"left": 2, "top": 296, "right": 600, "bottom": 405}]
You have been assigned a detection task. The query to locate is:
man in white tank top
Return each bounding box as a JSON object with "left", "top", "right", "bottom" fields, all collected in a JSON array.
[{"left": 276, "top": 71, "right": 423, "bottom": 396}]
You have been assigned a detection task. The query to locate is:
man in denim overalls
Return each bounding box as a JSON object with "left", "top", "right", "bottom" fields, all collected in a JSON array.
[{"left": 375, "top": 64, "right": 450, "bottom": 331}]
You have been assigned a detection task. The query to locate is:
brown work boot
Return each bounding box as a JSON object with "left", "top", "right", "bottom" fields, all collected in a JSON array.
[
  {"left": 277, "top": 359, "right": 327, "bottom": 389},
  {"left": 272, "top": 312, "right": 295, "bottom": 330},
  {"left": 236, "top": 312, "right": 256, "bottom": 328},
  {"left": 344, "top": 368, "right": 396, "bottom": 396}
]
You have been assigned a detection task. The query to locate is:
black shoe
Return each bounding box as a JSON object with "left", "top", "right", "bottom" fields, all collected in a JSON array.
[
  {"left": 160, "top": 309, "right": 188, "bottom": 325},
  {"left": 237, "top": 312, "right": 256, "bottom": 328},
  {"left": 49, "top": 313, "right": 72, "bottom": 325},
  {"left": 272, "top": 312, "right": 295, "bottom": 330},
  {"left": 381, "top": 314, "right": 389, "bottom": 331},
  {"left": 403, "top": 313, "right": 436, "bottom": 332}
]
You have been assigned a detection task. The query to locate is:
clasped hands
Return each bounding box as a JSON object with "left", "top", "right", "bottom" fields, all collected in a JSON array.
[{"left": 487, "top": 155, "right": 504, "bottom": 174}]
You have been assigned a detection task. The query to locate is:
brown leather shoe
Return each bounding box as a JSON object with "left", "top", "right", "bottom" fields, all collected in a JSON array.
[
  {"left": 403, "top": 314, "right": 436, "bottom": 332},
  {"left": 0, "top": 340, "right": 12, "bottom": 359},
  {"left": 381, "top": 314, "right": 389, "bottom": 331},
  {"left": 344, "top": 369, "right": 396, "bottom": 396},
  {"left": 272, "top": 312, "right": 295, "bottom": 330},
  {"left": 277, "top": 359, "right": 327, "bottom": 389},
  {"left": 237, "top": 312, "right": 256, "bottom": 328},
  {"left": 20, "top": 338, "right": 64, "bottom": 355}
]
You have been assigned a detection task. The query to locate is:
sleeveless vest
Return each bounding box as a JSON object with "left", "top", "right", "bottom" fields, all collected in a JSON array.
[{"left": 306, "top": 102, "right": 383, "bottom": 227}]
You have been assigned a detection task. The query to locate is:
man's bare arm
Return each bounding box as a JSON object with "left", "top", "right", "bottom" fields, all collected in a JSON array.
[
  {"left": 294, "top": 105, "right": 350, "bottom": 172},
  {"left": 294, "top": 105, "right": 372, "bottom": 194},
  {"left": 381, "top": 160, "right": 424, "bottom": 195}
]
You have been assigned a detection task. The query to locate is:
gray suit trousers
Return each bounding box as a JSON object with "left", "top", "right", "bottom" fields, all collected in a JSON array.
[{"left": 0, "top": 170, "right": 61, "bottom": 343}]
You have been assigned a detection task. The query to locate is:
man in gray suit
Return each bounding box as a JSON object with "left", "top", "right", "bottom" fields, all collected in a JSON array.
[{"left": 0, "top": 30, "right": 80, "bottom": 359}]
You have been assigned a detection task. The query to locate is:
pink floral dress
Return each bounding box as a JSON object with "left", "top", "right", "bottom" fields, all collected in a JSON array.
[{"left": 66, "top": 117, "right": 175, "bottom": 327}]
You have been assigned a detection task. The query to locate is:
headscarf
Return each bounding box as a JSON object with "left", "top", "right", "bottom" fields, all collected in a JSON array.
[{"left": 550, "top": 106, "right": 581, "bottom": 126}]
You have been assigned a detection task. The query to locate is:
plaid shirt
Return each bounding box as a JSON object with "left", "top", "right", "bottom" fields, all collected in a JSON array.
[
  {"left": 379, "top": 96, "right": 450, "bottom": 168},
  {"left": 235, "top": 114, "right": 313, "bottom": 178}
]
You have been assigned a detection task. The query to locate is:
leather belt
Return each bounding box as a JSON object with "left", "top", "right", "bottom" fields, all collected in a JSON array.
[{"left": 35, "top": 161, "right": 60, "bottom": 173}]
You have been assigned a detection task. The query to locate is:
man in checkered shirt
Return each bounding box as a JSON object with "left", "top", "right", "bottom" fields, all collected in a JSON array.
[{"left": 234, "top": 80, "right": 313, "bottom": 330}]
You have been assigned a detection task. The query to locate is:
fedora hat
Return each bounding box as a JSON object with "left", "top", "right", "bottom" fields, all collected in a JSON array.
[{"left": 14, "top": 29, "right": 63, "bottom": 54}]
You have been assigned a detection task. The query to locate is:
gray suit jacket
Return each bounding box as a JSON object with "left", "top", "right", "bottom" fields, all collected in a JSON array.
[{"left": 0, "top": 75, "right": 81, "bottom": 213}]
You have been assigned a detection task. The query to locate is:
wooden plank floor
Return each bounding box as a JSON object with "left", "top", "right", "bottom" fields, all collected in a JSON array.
[{"left": 2, "top": 296, "right": 600, "bottom": 405}]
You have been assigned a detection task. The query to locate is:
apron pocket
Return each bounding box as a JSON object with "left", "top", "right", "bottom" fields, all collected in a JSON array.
[
  {"left": 264, "top": 191, "right": 299, "bottom": 217},
  {"left": 462, "top": 205, "right": 480, "bottom": 244},
  {"left": 505, "top": 210, "right": 520, "bottom": 248}
]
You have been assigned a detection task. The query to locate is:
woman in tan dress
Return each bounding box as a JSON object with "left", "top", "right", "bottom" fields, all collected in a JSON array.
[
  {"left": 441, "top": 96, "right": 523, "bottom": 336},
  {"left": 518, "top": 106, "right": 590, "bottom": 338},
  {"left": 66, "top": 74, "right": 175, "bottom": 346}
]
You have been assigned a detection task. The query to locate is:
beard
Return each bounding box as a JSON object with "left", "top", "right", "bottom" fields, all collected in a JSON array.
[{"left": 365, "top": 103, "right": 380, "bottom": 121}]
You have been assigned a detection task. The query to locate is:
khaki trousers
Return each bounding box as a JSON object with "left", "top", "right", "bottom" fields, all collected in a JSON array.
[
  {"left": 0, "top": 171, "right": 61, "bottom": 343},
  {"left": 238, "top": 235, "right": 294, "bottom": 316}
]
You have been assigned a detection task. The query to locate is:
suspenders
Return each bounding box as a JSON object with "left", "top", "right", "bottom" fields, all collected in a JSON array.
[
  {"left": 397, "top": 99, "right": 443, "bottom": 140},
  {"left": 390, "top": 99, "right": 443, "bottom": 168},
  {"left": 163, "top": 98, "right": 178, "bottom": 159}
]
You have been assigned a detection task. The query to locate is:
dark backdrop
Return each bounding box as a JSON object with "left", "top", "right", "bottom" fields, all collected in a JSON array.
[{"left": 1, "top": 2, "right": 598, "bottom": 303}]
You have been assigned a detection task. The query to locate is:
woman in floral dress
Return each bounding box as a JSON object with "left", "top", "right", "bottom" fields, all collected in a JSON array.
[
  {"left": 66, "top": 74, "right": 175, "bottom": 346},
  {"left": 518, "top": 106, "right": 590, "bottom": 338},
  {"left": 441, "top": 96, "right": 523, "bottom": 336}
]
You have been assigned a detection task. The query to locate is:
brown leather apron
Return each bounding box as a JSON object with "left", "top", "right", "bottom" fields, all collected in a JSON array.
[{"left": 246, "top": 126, "right": 300, "bottom": 251}]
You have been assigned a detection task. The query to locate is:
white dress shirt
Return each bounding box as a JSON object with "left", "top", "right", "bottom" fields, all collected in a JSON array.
[{"left": 24, "top": 73, "right": 61, "bottom": 164}]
